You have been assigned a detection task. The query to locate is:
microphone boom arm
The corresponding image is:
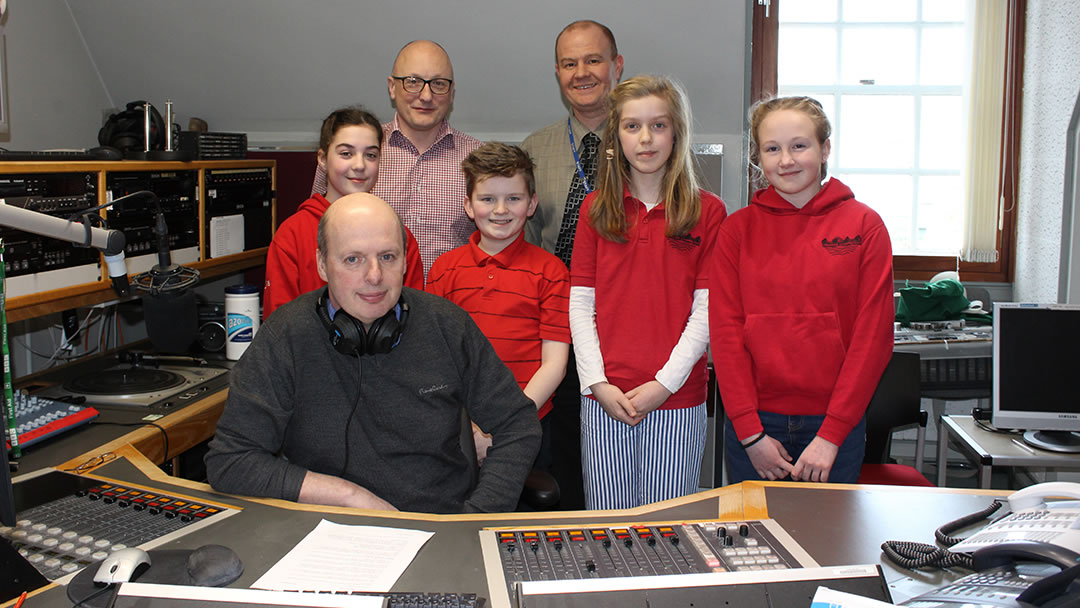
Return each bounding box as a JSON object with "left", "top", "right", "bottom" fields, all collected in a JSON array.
[{"left": 0, "top": 196, "right": 131, "bottom": 296}]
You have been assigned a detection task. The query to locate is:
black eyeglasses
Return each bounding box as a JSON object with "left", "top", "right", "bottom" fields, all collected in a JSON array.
[{"left": 391, "top": 76, "right": 453, "bottom": 95}]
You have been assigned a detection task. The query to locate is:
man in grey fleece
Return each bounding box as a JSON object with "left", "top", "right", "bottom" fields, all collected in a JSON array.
[{"left": 205, "top": 193, "right": 541, "bottom": 513}]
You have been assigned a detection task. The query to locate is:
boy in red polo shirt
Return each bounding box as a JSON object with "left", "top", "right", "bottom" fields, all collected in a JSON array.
[{"left": 427, "top": 143, "right": 571, "bottom": 465}]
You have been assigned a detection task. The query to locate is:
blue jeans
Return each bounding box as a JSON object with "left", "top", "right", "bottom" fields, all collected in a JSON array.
[{"left": 724, "top": 411, "right": 866, "bottom": 484}]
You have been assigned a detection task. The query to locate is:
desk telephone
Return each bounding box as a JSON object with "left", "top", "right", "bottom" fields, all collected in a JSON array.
[{"left": 900, "top": 482, "right": 1080, "bottom": 607}]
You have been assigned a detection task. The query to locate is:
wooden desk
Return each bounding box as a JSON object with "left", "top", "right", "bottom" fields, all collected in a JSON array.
[
  {"left": 6, "top": 382, "right": 1012, "bottom": 607},
  {"left": 937, "top": 414, "right": 1080, "bottom": 487},
  {"left": 14, "top": 387, "right": 229, "bottom": 475},
  {"left": 6, "top": 447, "right": 1007, "bottom": 607}
]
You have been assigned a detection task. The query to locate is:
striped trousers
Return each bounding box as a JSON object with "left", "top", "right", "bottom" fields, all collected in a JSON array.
[{"left": 580, "top": 396, "right": 707, "bottom": 510}]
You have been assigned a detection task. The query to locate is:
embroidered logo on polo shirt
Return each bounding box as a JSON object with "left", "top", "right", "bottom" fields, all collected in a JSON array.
[
  {"left": 821, "top": 235, "right": 863, "bottom": 255},
  {"left": 419, "top": 383, "right": 449, "bottom": 396},
  {"left": 667, "top": 234, "right": 702, "bottom": 252}
]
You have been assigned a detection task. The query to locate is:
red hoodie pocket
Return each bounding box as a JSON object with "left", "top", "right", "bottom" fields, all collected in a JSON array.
[{"left": 743, "top": 312, "right": 846, "bottom": 396}]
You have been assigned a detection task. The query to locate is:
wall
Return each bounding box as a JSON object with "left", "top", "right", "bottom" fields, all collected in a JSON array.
[
  {"left": 63, "top": 0, "right": 750, "bottom": 207},
  {"left": 1, "top": 1, "right": 135, "bottom": 378},
  {"left": 1015, "top": 0, "right": 1080, "bottom": 302},
  {"left": 0, "top": 0, "right": 111, "bottom": 148}
]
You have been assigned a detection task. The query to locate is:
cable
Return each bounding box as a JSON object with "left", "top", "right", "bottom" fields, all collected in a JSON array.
[
  {"left": 339, "top": 356, "right": 364, "bottom": 478},
  {"left": 72, "top": 583, "right": 115, "bottom": 608},
  {"left": 881, "top": 499, "right": 1005, "bottom": 571},
  {"left": 936, "top": 499, "right": 1005, "bottom": 546},
  {"left": 92, "top": 421, "right": 169, "bottom": 463},
  {"left": 15, "top": 308, "right": 103, "bottom": 366},
  {"left": 881, "top": 540, "right": 975, "bottom": 570},
  {"left": 973, "top": 417, "right": 1023, "bottom": 435}
]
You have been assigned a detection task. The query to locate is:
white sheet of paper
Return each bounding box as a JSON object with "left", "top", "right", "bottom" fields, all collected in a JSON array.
[
  {"left": 210, "top": 214, "right": 245, "bottom": 258},
  {"left": 811, "top": 586, "right": 898, "bottom": 607},
  {"left": 251, "top": 519, "right": 435, "bottom": 592}
]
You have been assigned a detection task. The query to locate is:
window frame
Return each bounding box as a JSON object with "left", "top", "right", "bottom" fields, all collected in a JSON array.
[{"left": 750, "top": 0, "right": 1025, "bottom": 282}]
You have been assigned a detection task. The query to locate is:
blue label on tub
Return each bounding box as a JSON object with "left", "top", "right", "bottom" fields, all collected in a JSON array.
[{"left": 227, "top": 313, "right": 254, "bottom": 343}]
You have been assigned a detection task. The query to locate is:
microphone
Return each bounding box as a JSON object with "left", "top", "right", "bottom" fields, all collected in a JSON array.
[
  {"left": 103, "top": 251, "right": 129, "bottom": 297},
  {"left": 131, "top": 194, "right": 200, "bottom": 354},
  {"left": 0, "top": 198, "right": 130, "bottom": 297}
]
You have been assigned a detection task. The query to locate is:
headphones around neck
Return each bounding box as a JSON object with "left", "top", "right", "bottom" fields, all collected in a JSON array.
[{"left": 315, "top": 289, "right": 409, "bottom": 356}]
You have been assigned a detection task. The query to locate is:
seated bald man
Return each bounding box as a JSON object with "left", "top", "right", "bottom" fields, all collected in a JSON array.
[{"left": 205, "top": 193, "right": 540, "bottom": 513}]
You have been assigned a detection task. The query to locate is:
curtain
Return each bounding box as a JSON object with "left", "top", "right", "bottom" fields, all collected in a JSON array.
[{"left": 960, "top": 0, "right": 1008, "bottom": 263}]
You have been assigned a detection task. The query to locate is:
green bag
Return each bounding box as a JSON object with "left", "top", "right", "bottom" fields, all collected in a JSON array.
[{"left": 895, "top": 278, "right": 970, "bottom": 327}]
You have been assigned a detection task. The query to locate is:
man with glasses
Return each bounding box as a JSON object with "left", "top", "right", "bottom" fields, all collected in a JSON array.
[
  {"left": 520, "top": 20, "right": 623, "bottom": 510},
  {"left": 313, "top": 40, "right": 481, "bottom": 277}
]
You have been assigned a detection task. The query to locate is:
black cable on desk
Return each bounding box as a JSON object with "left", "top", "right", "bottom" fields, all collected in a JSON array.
[
  {"left": 72, "top": 583, "right": 114, "bottom": 608},
  {"left": 881, "top": 499, "right": 1004, "bottom": 571},
  {"left": 973, "top": 418, "right": 1023, "bottom": 435},
  {"left": 91, "top": 421, "right": 170, "bottom": 463},
  {"left": 936, "top": 499, "right": 1005, "bottom": 546}
]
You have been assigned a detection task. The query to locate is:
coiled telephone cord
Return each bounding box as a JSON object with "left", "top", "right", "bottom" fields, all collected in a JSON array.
[{"left": 881, "top": 499, "right": 1005, "bottom": 570}]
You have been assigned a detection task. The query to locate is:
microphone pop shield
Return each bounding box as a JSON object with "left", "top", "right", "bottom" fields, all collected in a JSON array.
[{"left": 144, "top": 289, "right": 198, "bottom": 354}]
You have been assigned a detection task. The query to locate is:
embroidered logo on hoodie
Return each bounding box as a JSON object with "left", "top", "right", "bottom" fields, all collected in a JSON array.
[
  {"left": 821, "top": 235, "right": 862, "bottom": 255},
  {"left": 668, "top": 233, "right": 701, "bottom": 252}
]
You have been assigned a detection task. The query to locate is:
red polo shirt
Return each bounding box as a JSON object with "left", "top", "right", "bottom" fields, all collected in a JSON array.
[
  {"left": 427, "top": 231, "right": 571, "bottom": 418},
  {"left": 570, "top": 188, "right": 727, "bottom": 409}
]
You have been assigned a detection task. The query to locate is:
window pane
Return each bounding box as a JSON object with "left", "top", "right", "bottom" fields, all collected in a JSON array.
[
  {"left": 777, "top": 91, "right": 840, "bottom": 165},
  {"left": 842, "top": 0, "right": 917, "bottom": 22},
  {"left": 917, "top": 176, "right": 963, "bottom": 253},
  {"left": 922, "top": 0, "right": 966, "bottom": 23},
  {"left": 835, "top": 173, "right": 915, "bottom": 251},
  {"left": 920, "top": 95, "right": 964, "bottom": 171},
  {"left": 837, "top": 95, "right": 915, "bottom": 169},
  {"left": 841, "top": 28, "right": 916, "bottom": 85},
  {"left": 778, "top": 26, "right": 838, "bottom": 85},
  {"left": 920, "top": 25, "right": 966, "bottom": 85},
  {"left": 781, "top": 0, "right": 838, "bottom": 23}
]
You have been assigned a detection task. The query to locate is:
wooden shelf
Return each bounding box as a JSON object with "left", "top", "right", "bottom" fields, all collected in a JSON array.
[{"left": 1, "top": 159, "right": 275, "bottom": 322}]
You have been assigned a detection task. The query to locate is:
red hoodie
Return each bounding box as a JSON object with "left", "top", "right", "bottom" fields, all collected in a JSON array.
[
  {"left": 709, "top": 179, "right": 894, "bottom": 445},
  {"left": 263, "top": 194, "right": 425, "bottom": 320}
]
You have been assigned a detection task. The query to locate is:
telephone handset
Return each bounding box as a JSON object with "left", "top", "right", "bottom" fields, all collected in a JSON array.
[{"left": 898, "top": 482, "right": 1080, "bottom": 607}]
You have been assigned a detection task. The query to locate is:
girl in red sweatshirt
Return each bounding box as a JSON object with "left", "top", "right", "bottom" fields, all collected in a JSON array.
[
  {"left": 710, "top": 96, "right": 894, "bottom": 484},
  {"left": 263, "top": 107, "right": 423, "bottom": 319}
]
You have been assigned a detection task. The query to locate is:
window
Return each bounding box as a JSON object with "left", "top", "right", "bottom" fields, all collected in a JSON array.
[{"left": 751, "top": 0, "right": 1024, "bottom": 281}]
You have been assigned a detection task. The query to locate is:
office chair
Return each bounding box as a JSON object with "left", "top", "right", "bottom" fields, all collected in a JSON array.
[
  {"left": 858, "top": 351, "right": 935, "bottom": 486},
  {"left": 920, "top": 286, "right": 993, "bottom": 428},
  {"left": 459, "top": 410, "right": 560, "bottom": 511}
]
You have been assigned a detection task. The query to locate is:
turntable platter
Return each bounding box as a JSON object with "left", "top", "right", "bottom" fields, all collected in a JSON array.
[
  {"left": 33, "top": 363, "right": 230, "bottom": 408},
  {"left": 63, "top": 367, "right": 186, "bottom": 395}
]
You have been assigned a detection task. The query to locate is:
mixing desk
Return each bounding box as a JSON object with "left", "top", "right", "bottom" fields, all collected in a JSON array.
[
  {"left": 480, "top": 519, "right": 828, "bottom": 608},
  {"left": 4, "top": 392, "right": 99, "bottom": 450},
  {"left": 1, "top": 471, "right": 238, "bottom": 581}
]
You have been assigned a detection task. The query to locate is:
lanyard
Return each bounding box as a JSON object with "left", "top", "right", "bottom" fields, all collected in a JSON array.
[{"left": 567, "top": 117, "right": 593, "bottom": 194}]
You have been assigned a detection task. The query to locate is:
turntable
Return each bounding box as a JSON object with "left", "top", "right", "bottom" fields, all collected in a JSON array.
[{"left": 31, "top": 353, "right": 229, "bottom": 409}]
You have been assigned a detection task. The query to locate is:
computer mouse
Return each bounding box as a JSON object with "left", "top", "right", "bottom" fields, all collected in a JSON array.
[
  {"left": 93, "top": 547, "right": 152, "bottom": 585},
  {"left": 88, "top": 145, "right": 124, "bottom": 161}
]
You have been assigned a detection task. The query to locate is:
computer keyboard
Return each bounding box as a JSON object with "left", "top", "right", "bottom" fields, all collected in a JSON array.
[
  {"left": 0, "top": 147, "right": 121, "bottom": 162},
  {"left": 323, "top": 591, "right": 484, "bottom": 608},
  {"left": 3, "top": 392, "right": 99, "bottom": 450}
]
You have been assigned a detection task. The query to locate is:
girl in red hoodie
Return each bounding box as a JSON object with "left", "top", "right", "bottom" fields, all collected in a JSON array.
[
  {"left": 263, "top": 107, "right": 423, "bottom": 319},
  {"left": 710, "top": 96, "right": 894, "bottom": 484}
]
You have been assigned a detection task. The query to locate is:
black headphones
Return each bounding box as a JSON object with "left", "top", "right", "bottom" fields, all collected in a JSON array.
[
  {"left": 315, "top": 289, "right": 409, "bottom": 356},
  {"left": 98, "top": 100, "right": 166, "bottom": 153}
]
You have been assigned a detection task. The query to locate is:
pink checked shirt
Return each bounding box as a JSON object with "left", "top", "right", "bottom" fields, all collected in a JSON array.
[{"left": 313, "top": 115, "right": 481, "bottom": 277}]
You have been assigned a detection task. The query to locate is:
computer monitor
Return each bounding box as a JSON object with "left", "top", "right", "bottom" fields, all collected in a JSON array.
[{"left": 992, "top": 302, "right": 1080, "bottom": 452}]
